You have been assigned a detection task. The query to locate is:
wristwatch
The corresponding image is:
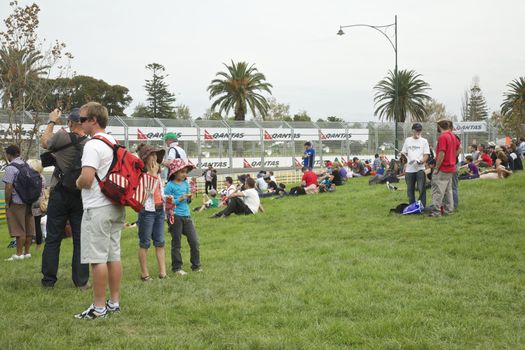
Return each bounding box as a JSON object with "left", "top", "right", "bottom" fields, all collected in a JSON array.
[{"left": 47, "top": 120, "right": 56, "bottom": 125}]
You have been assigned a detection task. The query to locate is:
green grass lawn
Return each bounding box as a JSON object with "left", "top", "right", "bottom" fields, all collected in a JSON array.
[{"left": 1, "top": 174, "right": 524, "bottom": 349}]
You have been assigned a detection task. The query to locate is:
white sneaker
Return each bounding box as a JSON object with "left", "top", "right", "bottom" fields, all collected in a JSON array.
[
  {"left": 5, "top": 254, "right": 25, "bottom": 261},
  {"left": 174, "top": 270, "right": 188, "bottom": 276},
  {"left": 24, "top": 254, "right": 31, "bottom": 259}
]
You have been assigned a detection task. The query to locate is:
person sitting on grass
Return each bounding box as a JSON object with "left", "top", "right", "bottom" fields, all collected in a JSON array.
[
  {"left": 337, "top": 162, "right": 348, "bottom": 182},
  {"left": 508, "top": 143, "right": 523, "bottom": 171},
  {"left": 458, "top": 155, "right": 479, "bottom": 180},
  {"left": 259, "top": 176, "right": 285, "bottom": 197},
  {"left": 331, "top": 163, "right": 344, "bottom": 186},
  {"left": 351, "top": 157, "right": 367, "bottom": 177},
  {"left": 319, "top": 174, "right": 336, "bottom": 192},
  {"left": 479, "top": 165, "right": 512, "bottom": 179},
  {"left": 289, "top": 167, "right": 319, "bottom": 195},
  {"left": 475, "top": 149, "right": 493, "bottom": 168},
  {"left": 194, "top": 189, "right": 219, "bottom": 212},
  {"left": 211, "top": 177, "right": 264, "bottom": 218}
]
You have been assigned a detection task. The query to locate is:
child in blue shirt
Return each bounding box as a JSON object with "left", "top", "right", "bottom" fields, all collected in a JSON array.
[{"left": 164, "top": 159, "right": 201, "bottom": 275}]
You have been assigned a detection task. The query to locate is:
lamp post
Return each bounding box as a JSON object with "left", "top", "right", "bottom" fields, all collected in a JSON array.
[{"left": 337, "top": 15, "right": 399, "bottom": 157}]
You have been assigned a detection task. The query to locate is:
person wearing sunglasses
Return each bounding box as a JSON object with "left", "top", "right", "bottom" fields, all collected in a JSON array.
[{"left": 40, "top": 108, "right": 89, "bottom": 289}]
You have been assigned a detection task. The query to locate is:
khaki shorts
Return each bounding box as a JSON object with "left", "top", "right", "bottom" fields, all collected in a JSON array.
[
  {"left": 81, "top": 205, "right": 126, "bottom": 264},
  {"left": 7, "top": 203, "right": 35, "bottom": 238}
]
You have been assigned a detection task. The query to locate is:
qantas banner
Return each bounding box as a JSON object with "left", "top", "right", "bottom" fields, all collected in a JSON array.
[
  {"left": 320, "top": 128, "right": 369, "bottom": 142},
  {"left": 454, "top": 122, "right": 487, "bottom": 133},
  {"left": 200, "top": 128, "right": 260, "bottom": 141}
]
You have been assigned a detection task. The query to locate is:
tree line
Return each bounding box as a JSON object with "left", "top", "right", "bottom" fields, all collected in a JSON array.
[{"left": 1, "top": 1, "right": 524, "bottom": 142}]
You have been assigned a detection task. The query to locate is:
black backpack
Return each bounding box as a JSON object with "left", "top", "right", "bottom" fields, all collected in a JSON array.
[{"left": 9, "top": 162, "right": 43, "bottom": 205}]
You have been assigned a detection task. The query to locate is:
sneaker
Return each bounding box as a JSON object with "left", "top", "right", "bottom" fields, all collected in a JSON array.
[
  {"left": 5, "top": 254, "right": 24, "bottom": 261},
  {"left": 174, "top": 269, "right": 188, "bottom": 276},
  {"left": 192, "top": 268, "right": 203, "bottom": 273},
  {"left": 74, "top": 304, "right": 107, "bottom": 319},
  {"left": 106, "top": 300, "right": 121, "bottom": 313},
  {"left": 23, "top": 254, "right": 31, "bottom": 259}
]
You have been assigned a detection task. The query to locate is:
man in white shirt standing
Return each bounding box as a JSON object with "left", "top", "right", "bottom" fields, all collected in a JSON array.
[
  {"left": 401, "top": 123, "right": 430, "bottom": 207},
  {"left": 163, "top": 132, "right": 187, "bottom": 163},
  {"left": 74, "top": 102, "right": 126, "bottom": 320}
]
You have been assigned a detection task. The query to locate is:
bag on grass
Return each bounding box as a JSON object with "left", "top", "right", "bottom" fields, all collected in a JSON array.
[
  {"left": 402, "top": 200, "right": 424, "bottom": 215},
  {"left": 390, "top": 203, "right": 409, "bottom": 214},
  {"left": 93, "top": 136, "right": 156, "bottom": 213}
]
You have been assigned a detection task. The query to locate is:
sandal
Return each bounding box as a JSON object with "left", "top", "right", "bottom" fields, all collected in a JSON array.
[
  {"left": 140, "top": 275, "right": 152, "bottom": 282},
  {"left": 159, "top": 274, "right": 169, "bottom": 279}
]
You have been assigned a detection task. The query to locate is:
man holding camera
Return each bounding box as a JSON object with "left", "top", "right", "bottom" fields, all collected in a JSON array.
[{"left": 40, "top": 108, "right": 89, "bottom": 288}]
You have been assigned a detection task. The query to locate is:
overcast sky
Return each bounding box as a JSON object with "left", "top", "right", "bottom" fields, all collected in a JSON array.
[{"left": 2, "top": 0, "right": 524, "bottom": 121}]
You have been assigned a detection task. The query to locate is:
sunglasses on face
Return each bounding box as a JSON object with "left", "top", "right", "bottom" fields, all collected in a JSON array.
[{"left": 80, "top": 116, "right": 91, "bottom": 123}]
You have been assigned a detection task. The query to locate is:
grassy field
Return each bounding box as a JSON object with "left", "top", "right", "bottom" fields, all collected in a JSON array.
[{"left": 0, "top": 173, "right": 524, "bottom": 349}]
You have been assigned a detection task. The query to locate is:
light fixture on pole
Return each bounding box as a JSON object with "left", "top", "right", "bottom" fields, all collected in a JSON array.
[{"left": 337, "top": 16, "right": 399, "bottom": 157}]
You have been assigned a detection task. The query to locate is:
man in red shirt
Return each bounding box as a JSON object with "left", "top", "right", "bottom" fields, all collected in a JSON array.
[
  {"left": 301, "top": 167, "right": 319, "bottom": 194},
  {"left": 430, "top": 120, "right": 460, "bottom": 216}
]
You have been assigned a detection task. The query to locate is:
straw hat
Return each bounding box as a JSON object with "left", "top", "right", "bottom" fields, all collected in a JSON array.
[{"left": 137, "top": 144, "right": 165, "bottom": 164}]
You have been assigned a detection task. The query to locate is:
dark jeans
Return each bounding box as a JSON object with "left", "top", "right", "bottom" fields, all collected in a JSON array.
[
  {"left": 169, "top": 216, "right": 200, "bottom": 271},
  {"left": 34, "top": 215, "right": 43, "bottom": 245},
  {"left": 217, "top": 197, "right": 253, "bottom": 216},
  {"left": 41, "top": 187, "right": 89, "bottom": 287},
  {"left": 204, "top": 181, "right": 213, "bottom": 194},
  {"left": 405, "top": 170, "right": 426, "bottom": 207}
]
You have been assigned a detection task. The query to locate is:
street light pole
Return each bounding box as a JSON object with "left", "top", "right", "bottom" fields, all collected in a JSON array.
[{"left": 337, "top": 15, "right": 399, "bottom": 157}]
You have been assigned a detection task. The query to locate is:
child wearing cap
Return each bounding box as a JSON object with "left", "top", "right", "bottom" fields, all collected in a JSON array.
[{"left": 164, "top": 159, "right": 201, "bottom": 275}]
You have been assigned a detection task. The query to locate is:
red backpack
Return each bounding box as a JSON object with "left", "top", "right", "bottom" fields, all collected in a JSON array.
[{"left": 93, "top": 136, "right": 157, "bottom": 212}]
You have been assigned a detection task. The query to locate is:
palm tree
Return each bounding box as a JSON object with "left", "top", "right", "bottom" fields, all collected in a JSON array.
[
  {"left": 501, "top": 77, "right": 525, "bottom": 120},
  {"left": 207, "top": 61, "right": 273, "bottom": 120},
  {"left": 373, "top": 69, "right": 431, "bottom": 123}
]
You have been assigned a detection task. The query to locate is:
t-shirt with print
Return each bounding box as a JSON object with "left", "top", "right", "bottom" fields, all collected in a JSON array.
[
  {"left": 47, "top": 128, "right": 87, "bottom": 188},
  {"left": 401, "top": 136, "right": 430, "bottom": 173},
  {"left": 435, "top": 131, "right": 460, "bottom": 173},
  {"left": 242, "top": 188, "right": 260, "bottom": 214},
  {"left": 302, "top": 170, "right": 318, "bottom": 187},
  {"left": 81, "top": 132, "right": 117, "bottom": 209}
]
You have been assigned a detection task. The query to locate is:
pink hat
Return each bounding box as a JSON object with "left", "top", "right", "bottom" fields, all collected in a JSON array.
[{"left": 168, "top": 159, "right": 195, "bottom": 179}]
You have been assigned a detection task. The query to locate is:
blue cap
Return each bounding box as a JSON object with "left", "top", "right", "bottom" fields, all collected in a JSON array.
[{"left": 67, "top": 108, "right": 81, "bottom": 123}]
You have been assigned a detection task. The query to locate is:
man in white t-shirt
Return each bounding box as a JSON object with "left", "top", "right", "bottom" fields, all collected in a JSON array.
[
  {"left": 211, "top": 177, "right": 263, "bottom": 218},
  {"left": 401, "top": 123, "right": 430, "bottom": 206},
  {"left": 74, "top": 102, "right": 126, "bottom": 320}
]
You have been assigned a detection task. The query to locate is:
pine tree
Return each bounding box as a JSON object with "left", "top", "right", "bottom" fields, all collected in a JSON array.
[
  {"left": 466, "top": 79, "right": 488, "bottom": 121},
  {"left": 144, "top": 63, "right": 176, "bottom": 118}
]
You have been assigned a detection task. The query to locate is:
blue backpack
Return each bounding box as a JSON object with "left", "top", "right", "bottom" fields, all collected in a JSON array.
[
  {"left": 9, "top": 162, "right": 42, "bottom": 205},
  {"left": 402, "top": 200, "right": 424, "bottom": 215}
]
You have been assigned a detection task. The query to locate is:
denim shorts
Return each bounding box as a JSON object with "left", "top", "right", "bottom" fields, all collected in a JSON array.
[{"left": 137, "top": 208, "right": 165, "bottom": 249}]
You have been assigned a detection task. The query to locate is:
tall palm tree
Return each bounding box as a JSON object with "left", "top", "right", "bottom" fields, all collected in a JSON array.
[
  {"left": 207, "top": 61, "right": 273, "bottom": 120},
  {"left": 373, "top": 69, "right": 431, "bottom": 123},
  {"left": 501, "top": 77, "right": 525, "bottom": 120}
]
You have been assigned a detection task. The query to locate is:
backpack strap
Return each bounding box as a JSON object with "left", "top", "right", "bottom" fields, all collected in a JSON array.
[
  {"left": 92, "top": 135, "right": 120, "bottom": 183},
  {"left": 169, "top": 146, "right": 181, "bottom": 159}
]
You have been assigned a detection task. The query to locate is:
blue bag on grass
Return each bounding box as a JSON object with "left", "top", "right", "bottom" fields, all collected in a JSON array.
[{"left": 402, "top": 200, "right": 424, "bottom": 215}]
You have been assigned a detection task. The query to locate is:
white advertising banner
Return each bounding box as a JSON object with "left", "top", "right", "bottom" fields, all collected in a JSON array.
[
  {"left": 454, "top": 122, "right": 487, "bottom": 133},
  {"left": 200, "top": 128, "right": 260, "bottom": 141},
  {"left": 319, "top": 129, "right": 369, "bottom": 142},
  {"left": 263, "top": 129, "right": 298, "bottom": 141}
]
